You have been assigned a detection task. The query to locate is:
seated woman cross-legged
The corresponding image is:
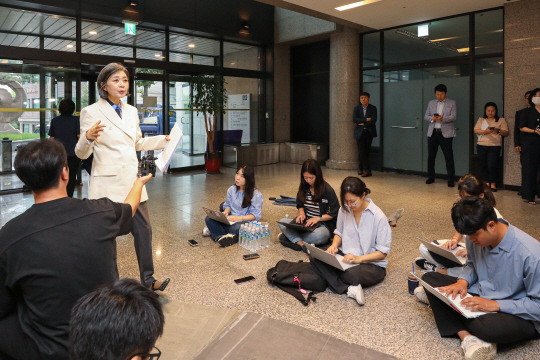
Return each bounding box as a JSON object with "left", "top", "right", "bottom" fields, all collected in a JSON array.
[
  {"left": 278, "top": 159, "right": 340, "bottom": 251},
  {"left": 309, "top": 176, "right": 392, "bottom": 306},
  {"left": 204, "top": 166, "right": 263, "bottom": 247}
]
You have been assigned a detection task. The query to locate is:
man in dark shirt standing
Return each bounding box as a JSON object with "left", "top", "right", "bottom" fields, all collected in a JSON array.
[
  {"left": 514, "top": 91, "right": 532, "bottom": 196},
  {"left": 49, "top": 99, "right": 80, "bottom": 197},
  {"left": 0, "top": 139, "right": 152, "bottom": 360},
  {"left": 353, "top": 92, "right": 378, "bottom": 177}
]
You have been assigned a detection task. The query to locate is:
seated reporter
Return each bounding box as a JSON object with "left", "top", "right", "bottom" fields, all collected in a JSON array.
[
  {"left": 310, "top": 176, "right": 391, "bottom": 306},
  {"left": 421, "top": 197, "right": 540, "bottom": 360},
  {"left": 69, "top": 278, "right": 164, "bottom": 360}
]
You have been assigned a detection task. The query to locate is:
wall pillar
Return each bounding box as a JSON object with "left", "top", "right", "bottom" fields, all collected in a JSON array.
[{"left": 326, "top": 26, "right": 359, "bottom": 170}]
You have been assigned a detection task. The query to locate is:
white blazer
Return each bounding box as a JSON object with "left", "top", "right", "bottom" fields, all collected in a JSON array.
[{"left": 75, "top": 98, "right": 167, "bottom": 203}]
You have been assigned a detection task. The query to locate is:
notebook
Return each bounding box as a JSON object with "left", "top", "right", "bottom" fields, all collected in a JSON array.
[
  {"left": 305, "top": 243, "right": 359, "bottom": 271},
  {"left": 418, "top": 238, "right": 467, "bottom": 265}
]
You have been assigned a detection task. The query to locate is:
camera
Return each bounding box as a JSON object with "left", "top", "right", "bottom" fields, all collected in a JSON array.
[{"left": 138, "top": 151, "right": 157, "bottom": 177}]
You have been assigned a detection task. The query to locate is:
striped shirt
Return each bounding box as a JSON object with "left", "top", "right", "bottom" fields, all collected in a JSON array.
[{"left": 304, "top": 190, "right": 320, "bottom": 219}]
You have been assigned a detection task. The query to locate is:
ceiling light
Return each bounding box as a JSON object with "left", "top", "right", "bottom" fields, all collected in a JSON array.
[
  {"left": 66, "top": 44, "right": 74, "bottom": 48},
  {"left": 26, "top": 42, "right": 31, "bottom": 46},
  {"left": 101, "top": 50, "right": 107, "bottom": 53},
  {"left": 188, "top": 43, "right": 195, "bottom": 48},
  {"left": 154, "top": 53, "right": 161, "bottom": 57},
  {"left": 498, "top": 61, "right": 503, "bottom": 64},
  {"left": 430, "top": 36, "right": 458, "bottom": 42},
  {"left": 456, "top": 47, "right": 469, "bottom": 53},
  {"left": 58, "top": 66, "right": 63, "bottom": 69},
  {"left": 335, "top": 0, "right": 381, "bottom": 11},
  {"left": 89, "top": 30, "right": 97, "bottom": 35},
  {"left": 417, "top": 24, "right": 429, "bottom": 37}
]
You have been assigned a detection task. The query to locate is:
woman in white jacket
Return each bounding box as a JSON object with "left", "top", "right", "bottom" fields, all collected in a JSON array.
[{"left": 75, "top": 62, "right": 169, "bottom": 292}]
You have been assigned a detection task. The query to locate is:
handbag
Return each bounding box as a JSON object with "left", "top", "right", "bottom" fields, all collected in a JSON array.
[{"left": 266, "top": 260, "right": 327, "bottom": 306}]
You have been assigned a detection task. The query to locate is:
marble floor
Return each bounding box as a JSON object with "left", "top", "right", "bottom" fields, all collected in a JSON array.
[{"left": 1, "top": 163, "right": 539, "bottom": 360}]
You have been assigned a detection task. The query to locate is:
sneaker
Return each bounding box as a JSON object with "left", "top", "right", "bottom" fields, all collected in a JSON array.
[
  {"left": 388, "top": 208, "right": 404, "bottom": 227},
  {"left": 217, "top": 234, "right": 239, "bottom": 247},
  {"left": 414, "top": 286, "right": 429, "bottom": 304},
  {"left": 278, "top": 233, "right": 302, "bottom": 251},
  {"left": 461, "top": 335, "right": 496, "bottom": 360},
  {"left": 202, "top": 226, "right": 211, "bottom": 237},
  {"left": 415, "top": 257, "right": 437, "bottom": 272},
  {"left": 346, "top": 285, "right": 365, "bottom": 306}
]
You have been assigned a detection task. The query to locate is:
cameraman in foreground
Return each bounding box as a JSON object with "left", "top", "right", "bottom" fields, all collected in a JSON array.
[
  {"left": 75, "top": 62, "right": 170, "bottom": 292},
  {"left": 0, "top": 139, "right": 152, "bottom": 360}
]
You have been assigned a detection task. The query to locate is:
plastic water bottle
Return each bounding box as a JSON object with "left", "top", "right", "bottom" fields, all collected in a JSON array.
[
  {"left": 264, "top": 223, "right": 271, "bottom": 248},
  {"left": 240, "top": 224, "right": 246, "bottom": 248}
]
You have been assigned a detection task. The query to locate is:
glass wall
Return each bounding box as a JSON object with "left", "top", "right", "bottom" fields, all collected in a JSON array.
[{"left": 224, "top": 77, "right": 260, "bottom": 143}]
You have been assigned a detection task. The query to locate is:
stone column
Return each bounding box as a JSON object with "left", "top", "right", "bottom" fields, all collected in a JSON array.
[{"left": 326, "top": 26, "right": 359, "bottom": 170}]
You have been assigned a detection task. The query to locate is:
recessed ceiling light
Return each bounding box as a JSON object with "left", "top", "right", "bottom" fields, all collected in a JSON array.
[
  {"left": 335, "top": 0, "right": 381, "bottom": 11},
  {"left": 58, "top": 66, "right": 63, "bottom": 69},
  {"left": 155, "top": 53, "right": 161, "bottom": 57},
  {"left": 188, "top": 43, "right": 195, "bottom": 48},
  {"left": 101, "top": 50, "right": 107, "bottom": 53},
  {"left": 456, "top": 47, "right": 469, "bottom": 53},
  {"left": 89, "top": 30, "right": 97, "bottom": 35},
  {"left": 498, "top": 61, "right": 503, "bottom": 64},
  {"left": 66, "top": 44, "right": 74, "bottom": 48},
  {"left": 26, "top": 42, "right": 31, "bottom": 46}
]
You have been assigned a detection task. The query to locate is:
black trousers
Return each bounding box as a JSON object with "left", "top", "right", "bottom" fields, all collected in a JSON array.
[
  {"left": 66, "top": 155, "right": 81, "bottom": 198},
  {"left": 476, "top": 145, "right": 500, "bottom": 184},
  {"left": 0, "top": 313, "right": 43, "bottom": 360},
  {"left": 521, "top": 140, "right": 540, "bottom": 202},
  {"left": 427, "top": 130, "right": 455, "bottom": 180},
  {"left": 422, "top": 272, "right": 540, "bottom": 344},
  {"left": 356, "top": 131, "right": 374, "bottom": 171},
  {"left": 309, "top": 254, "right": 386, "bottom": 294},
  {"left": 132, "top": 202, "right": 156, "bottom": 287}
]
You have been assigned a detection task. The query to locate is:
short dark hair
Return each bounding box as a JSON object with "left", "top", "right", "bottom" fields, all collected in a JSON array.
[
  {"left": 527, "top": 88, "right": 540, "bottom": 107},
  {"left": 298, "top": 159, "right": 326, "bottom": 203},
  {"left": 69, "top": 278, "right": 164, "bottom": 360},
  {"left": 525, "top": 90, "right": 532, "bottom": 98},
  {"left": 58, "top": 99, "right": 75, "bottom": 116},
  {"left": 340, "top": 176, "right": 370, "bottom": 212},
  {"left": 434, "top": 84, "right": 447, "bottom": 93},
  {"left": 482, "top": 101, "right": 500, "bottom": 122},
  {"left": 360, "top": 92, "right": 370, "bottom": 98},
  {"left": 451, "top": 197, "right": 497, "bottom": 235},
  {"left": 14, "top": 139, "right": 66, "bottom": 191},
  {"left": 97, "top": 62, "right": 130, "bottom": 99}
]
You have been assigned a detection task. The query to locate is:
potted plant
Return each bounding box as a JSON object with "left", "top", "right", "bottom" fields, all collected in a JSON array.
[{"left": 190, "top": 74, "right": 228, "bottom": 173}]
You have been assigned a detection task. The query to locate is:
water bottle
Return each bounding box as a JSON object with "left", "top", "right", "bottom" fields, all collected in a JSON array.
[
  {"left": 264, "top": 223, "right": 271, "bottom": 248},
  {"left": 240, "top": 224, "right": 246, "bottom": 248}
]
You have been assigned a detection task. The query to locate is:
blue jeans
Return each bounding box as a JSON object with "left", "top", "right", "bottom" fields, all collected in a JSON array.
[
  {"left": 205, "top": 216, "right": 248, "bottom": 241},
  {"left": 277, "top": 217, "right": 330, "bottom": 245}
]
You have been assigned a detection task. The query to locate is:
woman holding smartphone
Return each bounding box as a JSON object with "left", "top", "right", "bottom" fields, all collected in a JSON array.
[
  {"left": 310, "top": 176, "right": 391, "bottom": 306},
  {"left": 277, "top": 159, "right": 339, "bottom": 251},
  {"left": 203, "top": 165, "right": 263, "bottom": 247}
]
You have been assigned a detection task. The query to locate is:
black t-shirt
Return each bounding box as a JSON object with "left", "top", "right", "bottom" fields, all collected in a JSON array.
[
  {"left": 0, "top": 197, "right": 132, "bottom": 360},
  {"left": 48, "top": 115, "right": 80, "bottom": 156},
  {"left": 519, "top": 107, "right": 540, "bottom": 145}
]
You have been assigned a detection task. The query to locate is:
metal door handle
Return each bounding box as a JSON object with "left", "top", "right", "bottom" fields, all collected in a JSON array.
[{"left": 391, "top": 126, "right": 418, "bottom": 129}]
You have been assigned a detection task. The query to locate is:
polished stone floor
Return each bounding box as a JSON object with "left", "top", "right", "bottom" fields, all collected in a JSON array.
[{"left": 1, "top": 163, "right": 539, "bottom": 360}]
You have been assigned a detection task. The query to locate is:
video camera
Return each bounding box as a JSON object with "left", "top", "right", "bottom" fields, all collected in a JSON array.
[{"left": 138, "top": 151, "right": 157, "bottom": 177}]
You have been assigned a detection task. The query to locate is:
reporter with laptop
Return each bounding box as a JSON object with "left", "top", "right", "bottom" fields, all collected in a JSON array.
[
  {"left": 277, "top": 159, "right": 339, "bottom": 252},
  {"left": 309, "top": 176, "right": 391, "bottom": 306},
  {"left": 203, "top": 165, "right": 263, "bottom": 247},
  {"left": 419, "top": 197, "right": 540, "bottom": 360}
]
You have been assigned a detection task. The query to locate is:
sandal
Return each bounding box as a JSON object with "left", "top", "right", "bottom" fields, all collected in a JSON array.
[
  {"left": 151, "top": 278, "right": 170, "bottom": 292},
  {"left": 528, "top": 201, "right": 537, "bottom": 205}
]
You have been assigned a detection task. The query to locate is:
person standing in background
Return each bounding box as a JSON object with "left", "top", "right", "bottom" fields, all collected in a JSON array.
[
  {"left": 353, "top": 92, "right": 377, "bottom": 177},
  {"left": 514, "top": 91, "right": 532, "bottom": 196},
  {"left": 519, "top": 87, "right": 540, "bottom": 205},
  {"left": 424, "top": 84, "right": 457, "bottom": 187},
  {"left": 49, "top": 99, "right": 80, "bottom": 197}
]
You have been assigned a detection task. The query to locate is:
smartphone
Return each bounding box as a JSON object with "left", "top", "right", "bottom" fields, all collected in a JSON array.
[
  {"left": 243, "top": 253, "right": 260, "bottom": 260},
  {"left": 234, "top": 275, "right": 255, "bottom": 284},
  {"left": 187, "top": 239, "right": 199, "bottom": 247},
  {"left": 488, "top": 126, "right": 495, "bottom": 130}
]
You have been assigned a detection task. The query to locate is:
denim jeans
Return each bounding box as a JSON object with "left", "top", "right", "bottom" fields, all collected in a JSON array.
[
  {"left": 277, "top": 217, "right": 330, "bottom": 245},
  {"left": 205, "top": 216, "right": 249, "bottom": 241}
]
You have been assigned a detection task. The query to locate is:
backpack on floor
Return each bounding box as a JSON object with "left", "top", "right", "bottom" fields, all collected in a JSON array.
[{"left": 267, "top": 260, "right": 327, "bottom": 306}]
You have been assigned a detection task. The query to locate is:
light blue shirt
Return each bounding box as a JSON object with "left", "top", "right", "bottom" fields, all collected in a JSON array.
[
  {"left": 459, "top": 219, "right": 540, "bottom": 333},
  {"left": 334, "top": 198, "right": 392, "bottom": 268},
  {"left": 223, "top": 185, "right": 263, "bottom": 221}
]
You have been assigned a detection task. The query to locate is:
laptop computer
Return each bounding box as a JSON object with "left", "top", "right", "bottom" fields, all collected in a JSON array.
[
  {"left": 276, "top": 218, "right": 320, "bottom": 232},
  {"left": 202, "top": 207, "right": 237, "bottom": 226},
  {"left": 418, "top": 238, "right": 466, "bottom": 265},
  {"left": 304, "top": 243, "right": 359, "bottom": 271},
  {"left": 409, "top": 272, "right": 487, "bottom": 319}
]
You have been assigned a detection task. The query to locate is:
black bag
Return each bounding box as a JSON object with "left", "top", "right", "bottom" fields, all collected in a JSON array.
[{"left": 267, "top": 260, "right": 327, "bottom": 306}]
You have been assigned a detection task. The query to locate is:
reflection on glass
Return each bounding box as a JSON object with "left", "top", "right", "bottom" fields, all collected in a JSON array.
[
  {"left": 224, "top": 42, "right": 260, "bottom": 71},
  {"left": 362, "top": 69, "right": 380, "bottom": 147},
  {"left": 363, "top": 32, "right": 380, "bottom": 67},
  {"left": 136, "top": 80, "right": 163, "bottom": 136},
  {"left": 475, "top": 9, "right": 503, "bottom": 55}
]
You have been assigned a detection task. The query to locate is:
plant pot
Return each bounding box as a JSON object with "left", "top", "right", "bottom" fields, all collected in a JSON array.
[{"left": 205, "top": 151, "right": 221, "bottom": 174}]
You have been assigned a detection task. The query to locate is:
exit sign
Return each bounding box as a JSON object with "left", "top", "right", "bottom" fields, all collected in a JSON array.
[{"left": 125, "top": 22, "right": 136, "bottom": 35}]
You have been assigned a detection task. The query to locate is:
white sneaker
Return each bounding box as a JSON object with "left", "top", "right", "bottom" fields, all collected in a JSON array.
[
  {"left": 414, "top": 286, "right": 429, "bottom": 304},
  {"left": 202, "top": 226, "right": 211, "bottom": 237},
  {"left": 461, "top": 335, "right": 496, "bottom": 360},
  {"left": 346, "top": 285, "right": 365, "bottom": 306}
]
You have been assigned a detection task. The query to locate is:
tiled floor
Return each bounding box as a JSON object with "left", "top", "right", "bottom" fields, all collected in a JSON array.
[{"left": 1, "top": 163, "right": 539, "bottom": 360}]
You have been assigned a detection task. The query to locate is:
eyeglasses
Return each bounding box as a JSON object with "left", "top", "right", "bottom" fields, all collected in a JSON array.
[
  {"left": 130, "top": 346, "right": 161, "bottom": 360},
  {"left": 345, "top": 198, "right": 360, "bottom": 206}
]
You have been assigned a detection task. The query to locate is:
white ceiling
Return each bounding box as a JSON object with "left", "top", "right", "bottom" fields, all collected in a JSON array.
[{"left": 280, "top": 0, "right": 517, "bottom": 30}]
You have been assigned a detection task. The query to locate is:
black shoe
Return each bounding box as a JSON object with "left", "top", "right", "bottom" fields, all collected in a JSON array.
[
  {"left": 426, "top": 178, "right": 435, "bottom": 184},
  {"left": 448, "top": 181, "right": 455, "bottom": 187},
  {"left": 151, "top": 278, "right": 170, "bottom": 292},
  {"left": 278, "top": 233, "right": 302, "bottom": 251},
  {"left": 361, "top": 171, "right": 372, "bottom": 177},
  {"left": 217, "top": 234, "right": 239, "bottom": 247},
  {"left": 415, "top": 257, "right": 437, "bottom": 272}
]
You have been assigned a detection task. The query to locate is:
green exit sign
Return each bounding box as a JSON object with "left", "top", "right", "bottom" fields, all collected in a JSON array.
[{"left": 125, "top": 22, "right": 136, "bottom": 35}]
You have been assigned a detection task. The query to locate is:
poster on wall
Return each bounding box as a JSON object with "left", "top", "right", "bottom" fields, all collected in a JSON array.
[{"left": 228, "top": 94, "right": 250, "bottom": 143}]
